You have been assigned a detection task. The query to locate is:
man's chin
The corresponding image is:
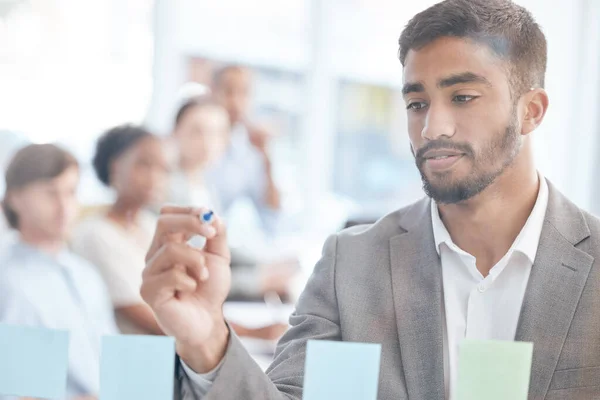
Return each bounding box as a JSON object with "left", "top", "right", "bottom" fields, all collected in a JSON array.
[
  {"left": 47, "top": 226, "right": 70, "bottom": 241},
  {"left": 422, "top": 176, "right": 471, "bottom": 204}
]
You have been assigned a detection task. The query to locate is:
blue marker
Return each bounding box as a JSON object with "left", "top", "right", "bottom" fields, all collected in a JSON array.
[
  {"left": 188, "top": 210, "right": 214, "bottom": 249},
  {"left": 201, "top": 210, "right": 214, "bottom": 224}
]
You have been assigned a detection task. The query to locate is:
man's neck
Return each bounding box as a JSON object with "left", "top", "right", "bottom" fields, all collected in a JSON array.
[
  {"left": 19, "top": 230, "right": 65, "bottom": 256},
  {"left": 437, "top": 167, "right": 540, "bottom": 276},
  {"left": 179, "top": 158, "right": 207, "bottom": 177}
]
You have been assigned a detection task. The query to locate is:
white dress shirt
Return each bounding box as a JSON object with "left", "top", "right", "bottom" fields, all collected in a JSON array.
[
  {"left": 0, "top": 241, "right": 118, "bottom": 398},
  {"left": 182, "top": 176, "right": 549, "bottom": 399},
  {"left": 205, "top": 124, "right": 279, "bottom": 233},
  {"left": 167, "top": 168, "right": 222, "bottom": 213},
  {"left": 434, "top": 175, "right": 548, "bottom": 399}
]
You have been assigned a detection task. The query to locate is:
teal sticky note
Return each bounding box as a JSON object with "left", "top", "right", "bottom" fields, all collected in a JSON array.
[
  {"left": 303, "top": 340, "right": 381, "bottom": 400},
  {"left": 0, "top": 323, "right": 69, "bottom": 399},
  {"left": 100, "top": 335, "right": 175, "bottom": 400},
  {"left": 456, "top": 339, "right": 533, "bottom": 400}
]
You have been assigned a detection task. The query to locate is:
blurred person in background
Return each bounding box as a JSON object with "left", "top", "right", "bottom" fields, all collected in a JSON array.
[
  {"left": 209, "top": 65, "right": 281, "bottom": 231},
  {"left": 211, "top": 66, "right": 301, "bottom": 303},
  {"left": 72, "top": 124, "right": 169, "bottom": 335},
  {"left": 168, "top": 96, "right": 296, "bottom": 303},
  {"left": 0, "top": 144, "right": 117, "bottom": 400},
  {"left": 0, "top": 130, "right": 30, "bottom": 255},
  {"left": 168, "top": 96, "right": 229, "bottom": 211}
]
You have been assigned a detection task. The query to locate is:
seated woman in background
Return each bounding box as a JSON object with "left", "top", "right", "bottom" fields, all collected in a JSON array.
[
  {"left": 168, "top": 96, "right": 294, "bottom": 340},
  {"left": 168, "top": 96, "right": 297, "bottom": 303},
  {"left": 0, "top": 144, "right": 117, "bottom": 399},
  {"left": 168, "top": 96, "right": 229, "bottom": 211},
  {"left": 72, "top": 124, "right": 169, "bottom": 335}
]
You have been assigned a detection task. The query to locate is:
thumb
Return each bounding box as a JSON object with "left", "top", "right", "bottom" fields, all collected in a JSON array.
[{"left": 204, "top": 215, "right": 230, "bottom": 260}]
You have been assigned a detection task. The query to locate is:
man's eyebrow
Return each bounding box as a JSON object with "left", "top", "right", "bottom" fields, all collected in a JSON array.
[
  {"left": 438, "top": 72, "right": 492, "bottom": 88},
  {"left": 402, "top": 82, "right": 425, "bottom": 96}
]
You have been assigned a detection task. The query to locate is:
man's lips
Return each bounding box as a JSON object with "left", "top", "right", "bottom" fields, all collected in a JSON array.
[
  {"left": 422, "top": 149, "right": 465, "bottom": 160},
  {"left": 422, "top": 152, "right": 465, "bottom": 171}
]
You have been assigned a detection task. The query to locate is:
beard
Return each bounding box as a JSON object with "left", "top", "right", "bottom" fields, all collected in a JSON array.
[{"left": 414, "top": 112, "right": 521, "bottom": 204}]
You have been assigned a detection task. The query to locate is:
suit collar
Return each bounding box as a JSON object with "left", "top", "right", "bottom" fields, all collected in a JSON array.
[
  {"left": 515, "top": 180, "right": 594, "bottom": 398},
  {"left": 542, "top": 179, "right": 590, "bottom": 246},
  {"left": 429, "top": 175, "right": 549, "bottom": 265},
  {"left": 390, "top": 198, "right": 445, "bottom": 400}
]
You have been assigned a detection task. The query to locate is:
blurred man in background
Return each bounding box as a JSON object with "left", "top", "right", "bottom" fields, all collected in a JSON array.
[
  {"left": 0, "top": 130, "right": 29, "bottom": 256},
  {"left": 0, "top": 144, "right": 117, "bottom": 400},
  {"left": 209, "top": 65, "right": 281, "bottom": 231}
]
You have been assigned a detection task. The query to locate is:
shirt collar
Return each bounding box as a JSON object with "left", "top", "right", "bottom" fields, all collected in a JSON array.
[
  {"left": 431, "top": 173, "right": 549, "bottom": 264},
  {"left": 11, "top": 239, "right": 72, "bottom": 266}
]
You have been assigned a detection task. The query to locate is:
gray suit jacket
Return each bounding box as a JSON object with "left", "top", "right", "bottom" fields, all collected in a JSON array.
[{"left": 177, "top": 181, "right": 600, "bottom": 399}]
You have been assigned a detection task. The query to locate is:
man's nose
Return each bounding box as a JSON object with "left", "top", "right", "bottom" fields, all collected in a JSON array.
[{"left": 421, "top": 103, "right": 456, "bottom": 140}]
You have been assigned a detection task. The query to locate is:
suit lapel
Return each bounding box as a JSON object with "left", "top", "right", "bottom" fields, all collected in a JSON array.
[
  {"left": 390, "top": 199, "right": 445, "bottom": 400},
  {"left": 515, "top": 181, "right": 594, "bottom": 399}
]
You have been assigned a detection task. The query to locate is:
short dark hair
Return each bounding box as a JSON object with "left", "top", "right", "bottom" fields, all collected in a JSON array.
[
  {"left": 2, "top": 144, "right": 78, "bottom": 229},
  {"left": 174, "top": 96, "right": 224, "bottom": 127},
  {"left": 398, "top": 0, "right": 547, "bottom": 95},
  {"left": 93, "top": 124, "right": 153, "bottom": 186}
]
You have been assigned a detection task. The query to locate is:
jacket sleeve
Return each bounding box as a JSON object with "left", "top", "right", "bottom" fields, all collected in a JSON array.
[{"left": 176, "top": 234, "right": 342, "bottom": 399}]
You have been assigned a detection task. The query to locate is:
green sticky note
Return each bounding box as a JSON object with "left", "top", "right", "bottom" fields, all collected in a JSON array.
[{"left": 456, "top": 339, "right": 533, "bottom": 400}]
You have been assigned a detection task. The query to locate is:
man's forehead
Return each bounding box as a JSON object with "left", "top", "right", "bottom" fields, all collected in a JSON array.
[{"left": 402, "top": 37, "right": 505, "bottom": 84}]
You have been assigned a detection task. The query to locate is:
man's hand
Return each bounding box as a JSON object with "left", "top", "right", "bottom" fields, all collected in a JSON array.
[
  {"left": 247, "top": 124, "right": 274, "bottom": 155},
  {"left": 246, "top": 123, "right": 282, "bottom": 210},
  {"left": 140, "top": 206, "right": 232, "bottom": 373}
]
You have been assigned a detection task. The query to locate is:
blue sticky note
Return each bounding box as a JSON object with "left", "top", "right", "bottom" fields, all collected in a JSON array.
[
  {"left": 303, "top": 340, "right": 381, "bottom": 400},
  {"left": 0, "top": 323, "right": 69, "bottom": 399},
  {"left": 100, "top": 335, "right": 175, "bottom": 400}
]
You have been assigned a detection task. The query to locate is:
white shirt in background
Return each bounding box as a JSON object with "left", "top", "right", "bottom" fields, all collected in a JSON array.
[
  {"left": 71, "top": 210, "right": 156, "bottom": 334},
  {"left": 205, "top": 123, "right": 279, "bottom": 233},
  {"left": 168, "top": 168, "right": 221, "bottom": 212},
  {"left": 433, "top": 174, "right": 549, "bottom": 399},
  {"left": 0, "top": 241, "right": 118, "bottom": 398}
]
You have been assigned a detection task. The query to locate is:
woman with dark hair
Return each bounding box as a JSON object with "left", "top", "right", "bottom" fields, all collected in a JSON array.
[{"left": 72, "top": 124, "right": 169, "bottom": 334}]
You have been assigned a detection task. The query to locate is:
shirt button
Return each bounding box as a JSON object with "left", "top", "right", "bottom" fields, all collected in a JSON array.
[{"left": 478, "top": 284, "right": 486, "bottom": 293}]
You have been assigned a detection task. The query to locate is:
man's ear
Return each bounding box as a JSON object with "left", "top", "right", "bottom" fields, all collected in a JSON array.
[
  {"left": 521, "top": 88, "right": 549, "bottom": 135},
  {"left": 3, "top": 190, "right": 25, "bottom": 219}
]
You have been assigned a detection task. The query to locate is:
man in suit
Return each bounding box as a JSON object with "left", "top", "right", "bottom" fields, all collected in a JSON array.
[{"left": 140, "top": 0, "right": 599, "bottom": 399}]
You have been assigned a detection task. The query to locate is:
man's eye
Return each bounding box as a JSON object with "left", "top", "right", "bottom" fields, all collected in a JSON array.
[
  {"left": 406, "top": 101, "right": 427, "bottom": 111},
  {"left": 453, "top": 95, "right": 477, "bottom": 103}
]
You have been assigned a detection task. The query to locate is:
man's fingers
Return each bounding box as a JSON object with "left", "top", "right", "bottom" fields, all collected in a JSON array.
[
  {"left": 159, "top": 205, "right": 205, "bottom": 215},
  {"left": 147, "top": 212, "right": 216, "bottom": 260},
  {"left": 204, "top": 215, "right": 230, "bottom": 260},
  {"left": 144, "top": 242, "right": 207, "bottom": 281},
  {"left": 141, "top": 268, "right": 198, "bottom": 307},
  {"left": 157, "top": 213, "right": 216, "bottom": 238}
]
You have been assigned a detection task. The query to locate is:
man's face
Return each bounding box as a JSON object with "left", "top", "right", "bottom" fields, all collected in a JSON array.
[
  {"left": 213, "top": 68, "right": 251, "bottom": 125},
  {"left": 9, "top": 166, "right": 80, "bottom": 240},
  {"left": 403, "top": 37, "right": 523, "bottom": 204}
]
